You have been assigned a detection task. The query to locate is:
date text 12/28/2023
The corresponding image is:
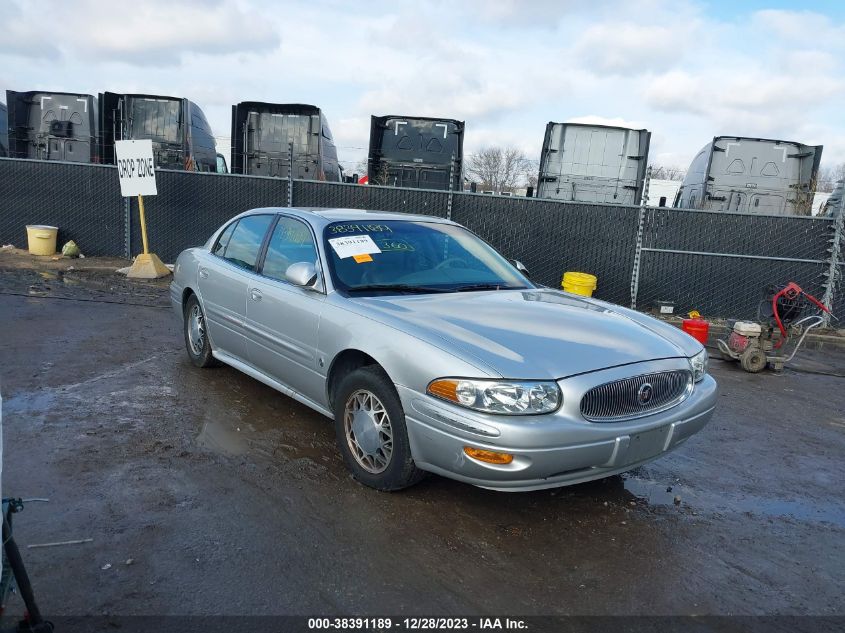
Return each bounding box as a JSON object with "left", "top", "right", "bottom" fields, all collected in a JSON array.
[{"left": 307, "top": 617, "right": 528, "bottom": 630}]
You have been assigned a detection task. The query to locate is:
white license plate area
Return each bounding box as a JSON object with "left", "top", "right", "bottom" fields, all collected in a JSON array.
[{"left": 624, "top": 425, "right": 670, "bottom": 464}]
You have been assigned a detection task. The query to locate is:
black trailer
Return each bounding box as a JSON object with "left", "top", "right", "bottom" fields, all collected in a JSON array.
[
  {"left": 231, "top": 102, "right": 340, "bottom": 181},
  {"left": 5, "top": 90, "right": 98, "bottom": 163},
  {"left": 0, "top": 102, "right": 7, "bottom": 157},
  {"left": 368, "top": 115, "right": 463, "bottom": 190},
  {"left": 99, "top": 92, "right": 220, "bottom": 172}
]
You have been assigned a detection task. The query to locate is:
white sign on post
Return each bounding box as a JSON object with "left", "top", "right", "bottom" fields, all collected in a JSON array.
[{"left": 115, "top": 140, "right": 158, "bottom": 197}]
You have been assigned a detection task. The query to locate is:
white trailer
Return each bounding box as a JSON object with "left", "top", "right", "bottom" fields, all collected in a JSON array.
[
  {"left": 674, "top": 136, "right": 822, "bottom": 215},
  {"left": 536, "top": 122, "right": 651, "bottom": 205}
]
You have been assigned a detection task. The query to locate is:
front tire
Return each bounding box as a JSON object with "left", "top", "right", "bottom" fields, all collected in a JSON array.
[
  {"left": 333, "top": 366, "right": 425, "bottom": 491},
  {"left": 183, "top": 294, "right": 217, "bottom": 368}
]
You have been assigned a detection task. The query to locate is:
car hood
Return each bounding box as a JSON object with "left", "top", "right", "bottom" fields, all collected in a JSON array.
[{"left": 353, "top": 289, "right": 701, "bottom": 379}]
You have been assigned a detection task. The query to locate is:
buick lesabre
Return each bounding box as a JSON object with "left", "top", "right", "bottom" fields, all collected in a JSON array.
[{"left": 171, "top": 208, "right": 716, "bottom": 491}]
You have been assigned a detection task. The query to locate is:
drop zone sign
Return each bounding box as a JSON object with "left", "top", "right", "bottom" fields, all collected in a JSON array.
[{"left": 115, "top": 139, "right": 158, "bottom": 196}]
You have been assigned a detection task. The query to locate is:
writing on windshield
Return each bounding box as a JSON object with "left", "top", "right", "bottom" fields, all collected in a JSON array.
[{"left": 323, "top": 220, "right": 530, "bottom": 294}]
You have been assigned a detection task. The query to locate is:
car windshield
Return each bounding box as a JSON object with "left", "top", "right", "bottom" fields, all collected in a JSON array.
[{"left": 323, "top": 220, "right": 532, "bottom": 294}]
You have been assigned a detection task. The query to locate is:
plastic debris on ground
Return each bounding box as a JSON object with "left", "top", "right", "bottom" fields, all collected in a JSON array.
[{"left": 61, "top": 240, "right": 81, "bottom": 258}]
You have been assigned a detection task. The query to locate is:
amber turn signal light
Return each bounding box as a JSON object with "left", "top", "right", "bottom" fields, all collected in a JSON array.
[
  {"left": 463, "top": 446, "right": 514, "bottom": 464},
  {"left": 428, "top": 379, "right": 459, "bottom": 402}
]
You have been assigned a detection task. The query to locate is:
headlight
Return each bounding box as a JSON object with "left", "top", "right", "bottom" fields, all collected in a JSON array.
[
  {"left": 427, "top": 378, "right": 561, "bottom": 415},
  {"left": 689, "top": 349, "right": 709, "bottom": 382}
]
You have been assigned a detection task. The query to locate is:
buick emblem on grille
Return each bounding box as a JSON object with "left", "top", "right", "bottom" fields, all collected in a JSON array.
[{"left": 637, "top": 383, "right": 654, "bottom": 405}]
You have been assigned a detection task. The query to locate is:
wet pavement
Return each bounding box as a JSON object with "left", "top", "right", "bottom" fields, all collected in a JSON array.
[{"left": 1, "top": 252, "right": 844, "bottom": 616}]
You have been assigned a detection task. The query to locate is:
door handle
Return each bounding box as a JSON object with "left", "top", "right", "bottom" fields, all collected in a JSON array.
[
  {"left": 198, "top": 268, "right": 209, "bottom": 279},
  {"left": 250, "top": 288, "right": 262, "bottom": 302}
]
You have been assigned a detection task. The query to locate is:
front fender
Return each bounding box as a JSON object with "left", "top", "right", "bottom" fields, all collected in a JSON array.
[{"left": 318, "top": 295, "right": 499, "bottom": 397}]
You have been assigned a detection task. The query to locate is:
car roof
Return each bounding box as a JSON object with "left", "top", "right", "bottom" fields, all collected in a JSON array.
[{"left": 240, "top": 207, "right": 455, "bottom": 227}]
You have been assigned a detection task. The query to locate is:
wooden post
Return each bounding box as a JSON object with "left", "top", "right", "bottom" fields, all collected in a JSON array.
[{"left": 138, "top": 194, "right": 150, "bottom": 255}]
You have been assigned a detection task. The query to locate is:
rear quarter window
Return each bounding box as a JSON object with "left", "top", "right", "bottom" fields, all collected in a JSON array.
[{"left": 212, "top": 221, "right": 237, "bottom": 256}]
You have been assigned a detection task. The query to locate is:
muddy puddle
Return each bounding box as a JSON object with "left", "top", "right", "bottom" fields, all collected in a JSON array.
[
  {"left": 622, "top": 472, "right": 845, "bottom": 527},
  {"left": 190, "top": 368, "right": 336, "bottom": 467},
  {"left": 197, "top": 416, "right": 251, "bottom": 455},
  {"left": 0, "top": 264, "right": 170, "bottom": 306}
]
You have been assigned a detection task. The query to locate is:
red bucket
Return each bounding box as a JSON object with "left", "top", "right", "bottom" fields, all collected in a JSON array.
[{"left": 682, "top": 318, "right": 710, "bottom": 345}]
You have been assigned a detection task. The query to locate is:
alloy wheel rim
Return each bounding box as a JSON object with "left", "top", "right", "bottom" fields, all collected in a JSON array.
[
  {"left": 188, "top": 304, "right": 205, "bottom": 356},
  {"left": 344, "top": 389, "right": 393, "bottom": 474}
]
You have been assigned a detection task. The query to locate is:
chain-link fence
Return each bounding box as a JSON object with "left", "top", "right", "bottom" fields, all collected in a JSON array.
[
  {"left": 128, "top": 170, "right": 289, "bottom": 262},
  {"left": 293, "top": 180, "right": 449, "bottom": 218},
  {"left": 634, "top": 207, "right": 838, "bottom": 318},
  {"left": 825, "top": 205, "right": 845, "bottom": 319},
  {"left": 452, "top": 194, "right": 639, "bottom": 305},
  {"left": 1, "top": 156, "right": 843, "bottom": 322},
  {"left": 0, "top": 158, "right": 125, "bottom": 256}
]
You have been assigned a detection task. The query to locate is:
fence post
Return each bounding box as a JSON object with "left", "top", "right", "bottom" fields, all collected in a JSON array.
[
  {"left": 630, "top": 166, "right": 652, "bottom": 309},
  {"left": 446, "top": 154, "right": 455, "bottom": 220},
  {"left": 821, "top": 193, "right": 845, "bottom": 326},
  {"left": 287, "top": 142, "right": 294, "bottom": 208},
  {"left": 124, "top": 196, "right": 131, "bottom": 259}
]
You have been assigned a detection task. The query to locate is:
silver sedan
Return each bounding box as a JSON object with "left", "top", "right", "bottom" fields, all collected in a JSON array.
[{"left": 171, "top": 207, "right": 717, "bottom": 491}]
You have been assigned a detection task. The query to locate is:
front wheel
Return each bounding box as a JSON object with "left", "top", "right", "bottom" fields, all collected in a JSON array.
[{"left": 333, "top": 367, "right": 425, "bottom": 491}]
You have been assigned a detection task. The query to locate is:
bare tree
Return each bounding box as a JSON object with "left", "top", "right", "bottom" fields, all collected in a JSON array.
[
  {"left": 649, "top": 164, "right": 687, "bottom": 181},
  {"left": 339, "top": 158, "right": 384, "bottom": 184},
  {"left": 817, "top": 162, "right": 845, "bottom": 192},
  {"left": 466, "top": 146, "right": 530, "bottom": 193},
  {"left": 354, "top": 159, "right": 368, "bottom": 179}
]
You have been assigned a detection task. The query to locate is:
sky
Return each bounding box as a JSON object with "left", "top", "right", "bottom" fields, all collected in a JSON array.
[{"left": 1, "top": 0, "right": 843, "bottom": 174}]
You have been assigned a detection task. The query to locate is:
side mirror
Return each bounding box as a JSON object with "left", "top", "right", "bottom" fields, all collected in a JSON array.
[
  {"left": 285, "top": 262, "right": 319, "bottom": 288},
  {"left": 513, "top": 260, "right": 530, "bottom": 278}
]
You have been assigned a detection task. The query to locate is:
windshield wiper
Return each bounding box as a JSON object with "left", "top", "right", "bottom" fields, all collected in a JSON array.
[
  {"left": 347, "top": 284, "right": 453, "bottom": 294},
  {"left": 454, "top": 283, "right": 514, "bottom": 292}
]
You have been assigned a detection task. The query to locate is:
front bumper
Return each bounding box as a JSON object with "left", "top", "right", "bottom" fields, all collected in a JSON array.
[{"left": 400, "top": 358, "right": 718, "bottom": 492}]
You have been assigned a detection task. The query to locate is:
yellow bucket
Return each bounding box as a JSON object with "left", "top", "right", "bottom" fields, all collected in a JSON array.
[
  {"left": 26, "top": 225, "right": 59, "bottom": 256},
  {"left": 562, "top": 271, "right": 597, "bottom": 297}
]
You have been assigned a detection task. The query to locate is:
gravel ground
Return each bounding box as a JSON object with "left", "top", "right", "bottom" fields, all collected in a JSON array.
[{"left": 0, "top": 250, "right": 843, "bottom": 622}]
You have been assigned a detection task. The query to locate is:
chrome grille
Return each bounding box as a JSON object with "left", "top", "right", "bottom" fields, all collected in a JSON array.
[{"left": 580, "top": 370, "right": 693, "bottom": 422}]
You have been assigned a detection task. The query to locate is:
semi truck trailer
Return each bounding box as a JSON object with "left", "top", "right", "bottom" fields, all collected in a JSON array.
[
  {"left": 6, "top": 90, "right": 98, "bottom": 163},
  {"left": 673, "top": 136, "right": 822, "bottom": 215},
  {"left": 536, "top": 122, "right": 651, "bottom": 205},
  {"left": 99, "top": 91, "right": 221, "bottom": 172},
  {"left": 368, "top": 115, "right": 464, "bottom": 190},
  {"left": 231, "top": 102, "right": 340, "bottom": 181}
]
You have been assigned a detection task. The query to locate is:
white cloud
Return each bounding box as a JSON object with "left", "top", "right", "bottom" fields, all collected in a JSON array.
[
  {"left": 644, "top": 71, "right": 708, "bottom": 115},
  {"left": 572, "top": 22, "right": 699, "bottom": 75},
  {"left": 752, "top": 9, "right": 845, "bottom": 43},
  {"left": 461, "top": 0, "right": 605, "bottom": 27},
  {"left": 0, "top": 2, "right": 60, "bottom": 59},
  {"left": 645, "top": 66, "right": 845, "bottom": 135},
  {"left": 0, "top": 0, "right": 843, "bottom": 170},
  {"left": 0, "top": 0, "right": 280, "bottom": 65}
]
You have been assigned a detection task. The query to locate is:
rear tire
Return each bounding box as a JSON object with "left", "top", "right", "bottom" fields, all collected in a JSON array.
[
  {"left": 333, "top": 366, "right": 425, "bottom": 491},
  {"left": 183, "top": 294, "right": 217, "bottom": 368}
]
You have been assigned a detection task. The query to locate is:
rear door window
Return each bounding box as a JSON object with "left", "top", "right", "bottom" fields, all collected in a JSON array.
[{"left": 221, "top": 214, "right": 274, "bottom": 270}]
